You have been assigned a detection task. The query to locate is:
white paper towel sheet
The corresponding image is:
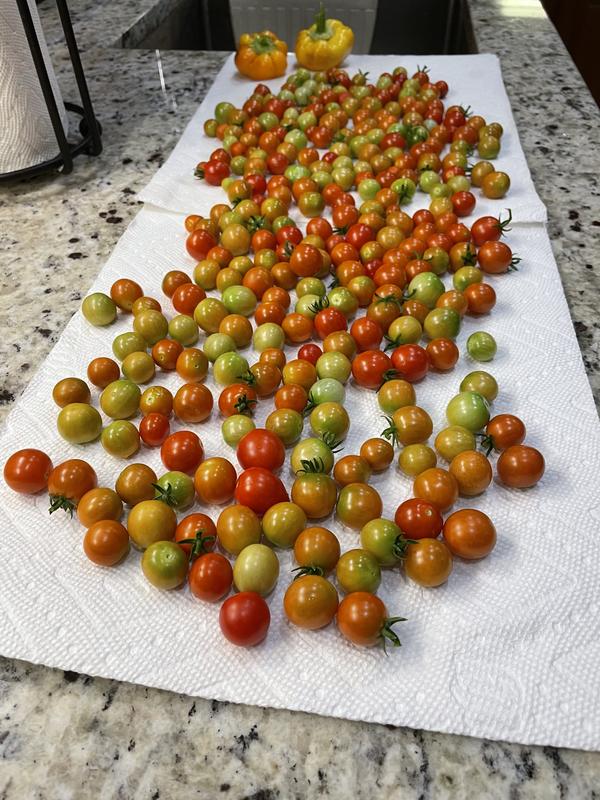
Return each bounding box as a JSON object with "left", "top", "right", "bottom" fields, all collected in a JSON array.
[
  {"left": 138, "top": 53, "right": 547, "bottom": 224},
  {"left": 0, "top": 205, "right": 599, "bottom": 749}
]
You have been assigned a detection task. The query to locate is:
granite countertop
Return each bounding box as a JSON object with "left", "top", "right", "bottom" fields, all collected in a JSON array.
[{"left": 1, "top": 0, "right": 599, "bottom": 796}]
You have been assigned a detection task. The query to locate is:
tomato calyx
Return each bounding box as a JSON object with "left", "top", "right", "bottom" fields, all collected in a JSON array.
[
  {"left": 178, "top": 529, "right": 215, "bottom": 560},
  {"left": 153, "top": 481, "right": 178, "bottom": 507},
  {"left": 296, "top": 457, "right": 328, "bottom": 475},
  {"left": 508, "top": 255, "right": 521, "bottom": 271},
  {"left": 308, "top": 295, "right": 330, "bottom": 314},
  {"left": 392, "top": 534, "right": 417, "bottom": 559},
  {"left": 380, "top": 369, "right": 400, "bottom": 388},
  {"left": 380, "top": 616, "right": 407, "bottom": 652},
  {"left": 320, "top": 430, "right": 343, "bottom": 452},
  {"left": 415, "top": 64, "right": 430, "bottom": 75},
  {"left": 476, "top": 433, "right": 496, "bottom": 457},
  {"left": 333, "top": 225, "right": 348, "bottom": 235},
  {"left": 384, "top": 334, "right": 406, "bottom": 352},
  {"left": 193, "top": 162, "right": 206, "bottom": 179},
  {"left": 459, "top": 104, "right": 472, "bottom": 118},
  {"left": 292, "top": 564, "right": 324, "bottom": 579},
  {"left": 247, "top": 215, "right": 269, "bottom": 233},
  {"left": 48, "top": 494, "right": 76, "bottom": 517},
  {"left": 234, "top": 393, "right": 258, "bottom": 415},
  {"left": 380, "top": 415, "right": 400, "bottom": 447},
  {"left": 496, "top": 208, "right": 513, "bottom": 236},
  {"left": 240, "top": 370, "right": 257, "bottom": 387}
]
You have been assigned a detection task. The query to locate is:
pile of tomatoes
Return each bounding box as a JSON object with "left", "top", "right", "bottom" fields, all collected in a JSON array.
[{"left": 3, "top": 63, "right": 545, "bottom": 651}]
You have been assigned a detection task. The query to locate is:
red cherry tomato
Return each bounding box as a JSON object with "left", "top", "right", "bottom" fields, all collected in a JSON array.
[
  {"left": 234, "top": 467, "right": 289, "bottom": 514},
  {"left": 139, "top": 413, "right": 170, "bottom": 447},
  {"left": 390, "top": 344, "right": 429, "bottom": 382},
  {"left": 186, "top": 228, "right": 216, "bottom": 260},
  {"left": 314, "top": 307, "right": 348, "bottom": 339},
  {"left": 161, "top": 431, "right": 204, "bottom": 474},
  {"left": 190, "top": 553, "right": 233, "bottom": 602},
  {"left": 351, "top": 350, "right": 393, "bottom": 389},
  {"left": 4, "top": 448, "right": 53, "bottom": 494},
  {"left": 219, "top": 592, "right": 270, "bottom": 646},
  {"left": 394, "top": 498, "right": 443, "bottom": 539},
  {"left": 350, "top": 317, "right": 383, "bottom": 351},
  {"left": 298, "top": 343, "right": 323, "bottom": 365},
  {"left": 236, "top": 428, "right": 285, "bottom": 472}
]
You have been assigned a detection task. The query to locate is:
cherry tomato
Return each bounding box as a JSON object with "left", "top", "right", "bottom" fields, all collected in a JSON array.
[
  {"left": 175, "top": 512, "right": 217, "bottom": 558},
  {"left": 477, "top": 241, "right": 515, "bottom": 274},
  {"left": 404, "top": 538, "right": 453, "bottom": 587},
  {"left": 464, "top": 282, "right": 496, "bottom": 314},
  {"left": 426, "top": 338, "right": 459, "bottom": 371},
  {"left": 127, "top": 499, "right": 177, "bottom": 549},
  {"left": 293, "top": 526, "right": 340, "bottom": 575},
  {"left": 497, "top": 445, "right": 545, "bottom": 488},
  {"left": 291, "top": 471, "right": 337, "bottom": 519},
  {"left": 274, "top": 383, "right": 308, "bottom": 413},
  {"left": 449, "top": 450, "right": 492, "bottom": 496},
  {"left": 359, "top": 437, "right": 394, "bottom": 472},
  {"left": 142, "top": 541, "right": 188, "bottom": 589},
  {"left": 390, "top": 344, "right": 429, "bottom": 382},
  {"left": 333, "top": 455, "right": 371, "bottom": 487},
  {"left": 77, "top": 487, "right": 123, "bottom": 527},
  {"left": 219, "top": 592, "right": 270, "bottom": 646},
  {"left": 161, "top": 431, "right": 204, "bottom": 474},
  {"left": 189, "top": 553, "right": 233, "bottom": 602},
  {"left": 284, "top": 575, "right": 339, "bottom": 630},
  {"left": 336, "top": 483, "right": 382, "bottom": 530},
  {"left": 217, "top": 504, "right": 261, "bottom": 555},
  {"left": 351, "top": 350, "right": 393, "bottom": 389},
  {"left": 337, "top": 592, "right": 403, "bottom": 648},
  {"left": 83, "top": 520, "right": 130, "bottom": 566},
  {"left": 234, "top": 467, "right": 289, "bottom": 514},
  {"left": 139, "top": 413, "right": 170, "bottom": 447},
  {"left": 485, "top": 414, "right": 526, "bottom": 452},
  {"left": 52, "top": 377, "right": 91, "bottom": 407},
  {"left": 443, "top": 509, "right": 496, "bottom": 559},
  {"left": 298, "top": 343, "right": 323, "bottom": 365},
  {"left": 336, "top": 548, "right": 381, "bottom": 594},
  {"left": 236, "top": 428, "right": 285, "bottom": 471},
  {"left": 173, "top": 383, "right": 213, "bottom": 423},
  {"left": 4, "top": 449, "right": 52, "bottom": 494},
  {"left": 289, "top": 243, "right": 322, "bottom": 277},
  {"left": 350, "top": 317, "right": 383, "bottom": 351},
  {"left": 194, "top": 457, "right": 237, "bottom": 504},
  {"left": 87, "top": 357, "right": 120, "bottom": 388},
  {"left": 48, "top": 459, "right": 97, "bottom": 514},
  {"left": 111, "top": 278, "right": 143, "bottom": 311},
  {"left": 413, "top": 467, "right": 459, "bottom": 512},
  {"left": 233, "top": 543, "right": 279, "bottom": 596},
  {"left": 115, "top": 463, "right": 157, "bottom": 506}
]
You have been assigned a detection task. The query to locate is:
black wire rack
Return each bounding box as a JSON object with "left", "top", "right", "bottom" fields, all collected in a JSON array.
[{"left": 0, "top": 0, "right": 102, "bottom": 183}]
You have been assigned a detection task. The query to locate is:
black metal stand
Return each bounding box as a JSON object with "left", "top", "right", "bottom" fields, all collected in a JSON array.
[{"left": 0, "top": 0, "right": 102, "bottom": 183}]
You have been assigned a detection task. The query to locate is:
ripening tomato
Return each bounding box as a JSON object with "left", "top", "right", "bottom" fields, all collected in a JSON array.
[
  {"left": 464, "top": 282, "right": 496, "bottom": 314},
  {"left": 284, "top": 575, "right": 338, "bottom": 630},
  {"left": 359, "top": 437, "right": 394, "bottom": 472},
  {"left": 189, "top": 553, "right": 233, "bottom": 602},
  {"left": 139, "top": 413, "right": 170, "bottom": 447},
  {"left": 83, "top": 520, "right": 130, "bottom": 566},
  {"left": 186, "top": 228, "right": 216, "bottom": 261},
  {"left": 390, "top": 344, "right": 429, "bottom": 382},
  {"left": 394, "top": 497, "right": 443, "bottom": 539},
  {"left": 234, "top": 467, "right": 289, "bottom": 514},
  {"left": 77, "top": 487, "right": 123, "bottom": 527},
  {"left": 484, "top": 414, "right": 526, "bottom": 451},
  {"left": 413, "top": 467, "right": 459, "bottom": 511},
  {"left": 115, "top": 463, "right": 156, "bottom": 506},
  {"left": 48, "top": 459, "right": 98, "bottom": 514},
  {"left": 175, "top": 512, "right": 217, "bottom": 558},
  {"left": 350, "top": 317, "right": 383, "bottom": 351},
  {"left": 289, "top": 243, "right": 322, "bottom": 277},
  {"left": 236, "top": 428, "right": 285, "bottom": 471},
  {"left": 293, "top": 526, "right": 340, "bottom": 575},
  {"left": 449, "top": 450, "right": 492, "bottom": 496},
  {"left": 426, "top": 338, "right": 459, "bottom": 371},
  {"left": 404, "top": 539, "right": 453, "bottom": 587},
  {"left": 477, "top": 241, "right": 515, "bottom": 274},
  {"left": 336, "top": 483, "right": 382, "bottom": 530},
  {"left": 219, "top": 592, "right": 270, "bottom": 647},
  {"left": 298, "top": 343, "right": 323, "bottom": 365},
  {"left": 173, "top": 383, "right": 213, "bottom": 423},
  {"left": 314, "top": 307, "right": 347, "bottom": 339},
  {"left": 194, "top": 457, "right": 237, "bottom": 504},
  {"left": 4, "top": 449, "right": 52, "bottom": 494},
  {"left": 337, "top": 592, "right": 403, "bottom": 648},
  {"left": 443, "top": 509, "right": 496, "bottom": 559},
  {"left": 497, "top": 445, "right": 545, "bottom": 488},
  {"left": 161, "top": 431, "right": 204, "bottom": 474},
  {"left": 274, "top": 383, "right": 308, "bottom": 413},
  {"left": 351, "top": 350, "right": 393, "bottom": 389},
  {"left": 218, "top": 383, "right": 258, "bottom": 417}
]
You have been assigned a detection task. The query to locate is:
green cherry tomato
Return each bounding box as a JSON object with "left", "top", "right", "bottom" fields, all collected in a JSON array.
[
  {"left": 328, "top": 287, "right": 359, "bottom": 317},
  {"left": 213, "top": 352, "right": 249, "bottom": 386},
  {"left": 398, "top": 443, "right": 437, "bottom": 477},
  {"left": 253, "top": 323, "right": 285, "bottom": 352},
  {"left": 423, "top": 308, "right": 461, "bottom": 340},
  {"left": 222, "top": 285, "right": 257, "bottom": 317},
  {"left": 377, "top": 379, "right": 415, "bottom": 414},
  {"left": 459, "top": 370, "right": 498, "bottom": 402},
  {"left": 142, "top": 541, "right": 188, "bottom": 589},
  {"left": 453, "top": 266, "right": 482, "bottom": 293},
  {"left": 101, "top": 420, "right": 140, "bottom": 457},
  {"left": 408, "top": 272, "right": 445, "bottom": 309},
  {"left": 112, "top": 332, "right": 147, "bottom": 361},
  {"left": 467, "top": 331, "right": 497, "bottom": 362},
  {"left": 297, "top": 277, "right": 326, "bottom": 298},
  {"left": 315, "top": 351, "right": 351, "bottom": 382},
  {"left": 155, "top": 470, "right": 195, "bottom": 510},
  {"left": 222, "top": 414, "right": 256, "bottom": 447},
  {"left": 335, "top": 548, "right": 381, "bottom": 593},
  {"left": 194, "top": 297, "right": 228, "bottom": 333},
  {"left": 446, "top": 391, "right": 490, "bottom": 432},
  {"left": 233, "top": 544, "right": 279, "bottom": 596},
  {"left": 82, "top": 293, "right": 117, "bottom": 326},
  {"left": 204, "top": 333, "right": 237, "bottom": 362},
  {"left": 296, "top": 294, "right": 321, "bottom": 319},
  {"left": 265, "top": 408, "right": 304, "bottom": 446},
  {"left": 168, "top": 315, "right": 199, "bottom": 346},
  {"left": 262, "top": 501, "right": 307, "bottom": 548},
  {"left": 360, "top": 518, "right": 408, "bottom": 567},
  {"left": 100, "top": 380, "right": 141, "bottom": 419},
  {"left": 435, "top": 425, "right": 477, "bottom": 461},
  {"left": 336, "top": 483, "right": 383, "bottom": 530},
  {"left": 57, "top": 403, "right": 102, "bottom": 444},
  {"left": 310, "top": 402, "right": 350, "bottom": 440},
  {"left": 308, "top": 378, "right": 345, "bottom": 407},
  {"left": 291, "top": 437, "right": 335, "bottom": 474},
  {"left": 133, "top": 309, "right": 169, "bottom": 345},
  {"left": 122, "top": 351, "right": 155, "bottom": 384},
  {"left": 387, "top": 315, "right": 422, "bottom": 344}
]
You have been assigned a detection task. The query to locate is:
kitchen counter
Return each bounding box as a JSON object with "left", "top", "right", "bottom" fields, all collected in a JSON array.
[{"left": 1, "top": 0, "right": 599, "bottom": 796}]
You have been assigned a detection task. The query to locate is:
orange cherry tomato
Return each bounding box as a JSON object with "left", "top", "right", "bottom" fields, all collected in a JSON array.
[
  {"left": 404, "top": 538, "right": 453, "bottom": 587},
  {"left": 413, "top": 467, "right": 459, "bottom": 512},
  {"left": 443, "top": 509, "right": 496, "bottom": 559}
]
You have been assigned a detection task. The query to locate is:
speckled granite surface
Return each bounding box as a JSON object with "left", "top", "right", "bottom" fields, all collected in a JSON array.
[{"left": 0, "top": 0, "right": 599, "bottom": 796}]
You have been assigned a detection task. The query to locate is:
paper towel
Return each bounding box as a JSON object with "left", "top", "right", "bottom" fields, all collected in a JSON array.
[
  {"left": 0, "top": 206, "right": 598, "bottom": 749},
  {"left": 0, "top": 0, "right": 68, "bottom": 174},
  {"left": 138, "top": 53, "right": 548, "bottom": 224}
]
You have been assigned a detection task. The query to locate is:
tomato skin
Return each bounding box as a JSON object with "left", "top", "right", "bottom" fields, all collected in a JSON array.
[
  {"left": 236, "top": 428, "right": 286, "bottom": 472},
  {"left": 175, "top": 512, "right": 217, "bottom": 557},
  {"left": 189, "top": 553, "right": 233, "bottom": 602},
  {"left": 284, "top": 575, "right": 339, "bottom": 630},
  {"left": 83, "top": 521, "right": 130, "bottom": 566},
  {"left": 390, "top": 344, "right": 429, "bottom": 382},
  {"left": 336, "top": 592, "right": 391, "bottom": 647},
  {"left": 351, "top": 350, "right": 393, "bottom": 389},
  {"left": 314, "top": 308, "right": 348, "bottom": 340},
  {"left": 48, "top": 459, "right": 97, "bottom": 511},
  {"left": 485, "top": 414, "right": 526, "bottom": 451},
  {"left": 497, "top": 445, "right": 545, "bottom": 488},
  {"left": 161, "top": 431, "right": 204, "bottom": 475},
  {"left": 173, "top": 383, "right": 213, "bottom": 423},
  {"left": 394, "top": 498, "right": 443, "bottom": 539},
  {"left": 4, "top": 449, "right": 52, "bottom": 494},
  {"left": 139, "top": 412, "right": 170, "bottom": 447},
  {"left": 443, "top": 509, "right": 496, "bottom": 559},
  {"left": 219, "top": 592, "right": 270, "bottom": 646},
  {"left": 404, "top": 538, "right": 453, "bottom": 587},
  {"left": 194, "top": 457, "right": 237, "bottom": 504},
  {"left": 234, "top": 467, "right": 289, "bottom": 514}
]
